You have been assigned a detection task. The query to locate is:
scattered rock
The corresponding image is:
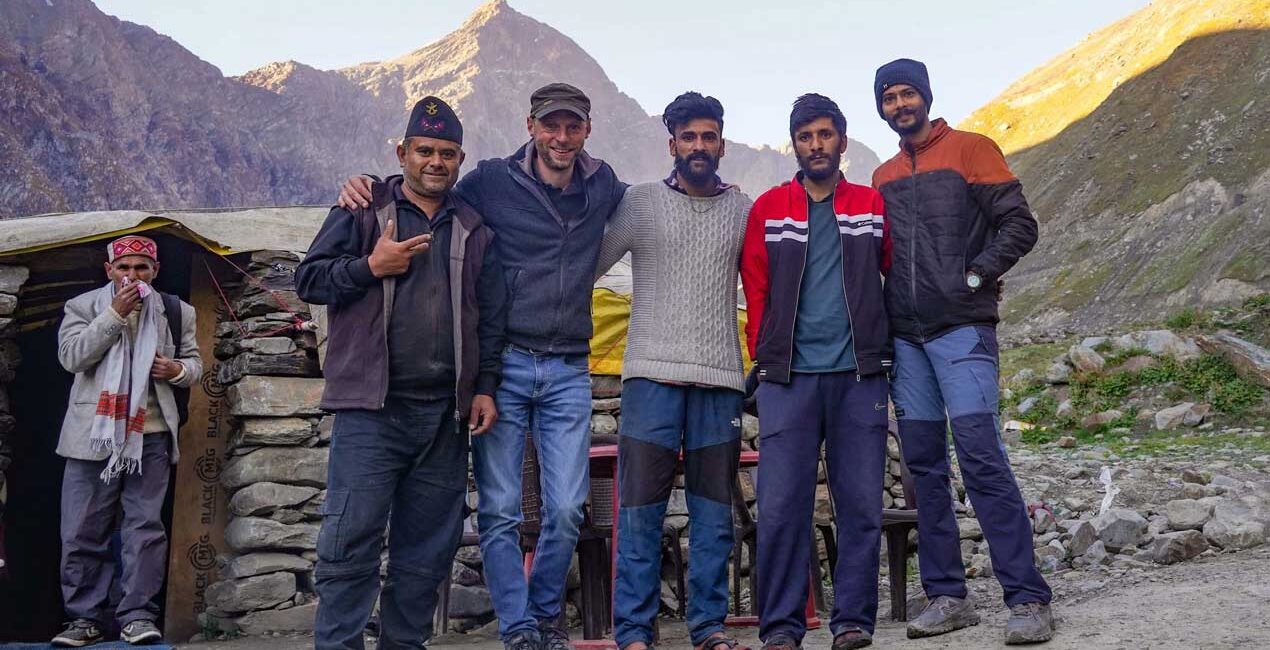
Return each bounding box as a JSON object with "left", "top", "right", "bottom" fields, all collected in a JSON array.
[
  {"left": 1083, "top": 410, "right": 1123, "bottom": 429},
  {"left": 1017, "top": 396, "right": 1040, "bottom": 415},
  {"left": 1082, "top": 540, "right": 1110, "bottom": 564},
  {"left": 1056, "top": 400, "right": 1074, "bottom": 418},
  {"left": 958, "top": 517, "right": 983, "bottom": 541},
  {"left": 1118, "top": 355, "right": 1158, "bottom": 373},
  {"left": 1045, "top": 363, "right": 1071, "bottom": 384},
  {"left": 966, "top": 553, "right": 993, "bottom": 578},
  {"left": 1092, "top": 508, "right": 1148, "bottom": 551},
  {"left": 1181, "top": 469, "right": 1210, "bottom": 485},
  {"left": 1113, "top": 330, "right": 1201, "bottom": 361},
  {"left": 1203, "top": 500, "right": 1269, "bottom": 549},
  {"left": 1068, "top": 520, "right": 1098, "bottom": 557},
  {"left": 1183, "top": 403, "right": 1211, "bottom": 427},
  {"left": 1155, "top": 402, "right": 1196, "bottom": 430},
  {"left": 1068, "top": 345, "right": 1106, "bottom": 373},
  {"left": 1057, "top": 436, "right": 1077, "bottom": 448},
  {"left": 447, "top": 584, "right": 494, "bottom": 618},
  {"left": 1166, "top": 499, "right": 1215, "bottom": 531},
  {"left": 1151, "top": 530, "right": 1209, "bottom": 565},
  {"left": 1195, "top": 333, "right": 1270, "bottom": 389},
  {"left": 1033, "top": 508, "right": 1057, "bottom": 534}
]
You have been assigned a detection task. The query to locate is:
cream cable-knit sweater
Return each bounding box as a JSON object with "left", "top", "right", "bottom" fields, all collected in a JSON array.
[{"left": 595, "top": 181, "right": 753, "bottom": 391}]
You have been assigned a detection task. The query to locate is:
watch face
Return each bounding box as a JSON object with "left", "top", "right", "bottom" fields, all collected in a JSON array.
[{"left": 967, "top": 274, "right": 982, "bottom": 289}]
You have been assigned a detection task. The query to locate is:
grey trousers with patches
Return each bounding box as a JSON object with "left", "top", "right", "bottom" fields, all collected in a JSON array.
[{"left": 60, "top": 433, "right": 172, "bottom": 627}]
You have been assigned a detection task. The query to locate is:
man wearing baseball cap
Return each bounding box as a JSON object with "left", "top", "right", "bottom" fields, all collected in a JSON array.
[
  {"left": 52, "top": 235, "right": 202, "bottom": 647},
  {"left": 336, "top": 83, "right": 624, "bottom": 650},
  {"left": 870, "top": 58, "right": 1052, "bottom": 645},
  {"left": 298, "top": 96, "right": 508, "bottom": 650}
]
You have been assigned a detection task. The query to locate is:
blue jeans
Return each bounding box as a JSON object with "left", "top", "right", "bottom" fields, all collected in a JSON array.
[
  {"left": 314, "top": 397, "right": 468, "bottom": 650},
  {"left": 891, "top": 325, "right": 1052, "bottom": 608},
  {"left": 755, "top": 372, "right": 888, "bottom": 642},
  {"left": 614, "top": 379, "right": 742, "bottom": 649},
  {"left": 472, "top": 346, "right": 593, "bottom": 639}
]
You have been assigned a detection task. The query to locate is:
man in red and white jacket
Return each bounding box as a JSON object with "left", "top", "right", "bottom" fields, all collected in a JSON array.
[{"left": 740, "top": 94, "right": 892, "bottom": 650}]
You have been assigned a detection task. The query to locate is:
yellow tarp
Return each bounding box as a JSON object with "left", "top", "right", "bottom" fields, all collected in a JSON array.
[{"left": 587, "top": 287, "right": 753, "bottom": 376}]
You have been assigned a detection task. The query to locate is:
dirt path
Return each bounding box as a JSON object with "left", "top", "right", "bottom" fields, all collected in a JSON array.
[{"left": 178, "top": 546, "right": 1270, "bottom": 650}]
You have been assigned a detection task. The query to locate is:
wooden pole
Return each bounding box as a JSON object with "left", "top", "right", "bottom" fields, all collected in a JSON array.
[{"left": 163, "top": 252, "right": 232, "bottom": 641}]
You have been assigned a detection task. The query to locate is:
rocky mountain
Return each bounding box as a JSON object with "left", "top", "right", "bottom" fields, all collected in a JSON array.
[
  {"left": 960, "top": 0, "right": 1270, "bottom": 336},
  {"left": 0, "top": 0, "right": 879, "bottom": 219}
]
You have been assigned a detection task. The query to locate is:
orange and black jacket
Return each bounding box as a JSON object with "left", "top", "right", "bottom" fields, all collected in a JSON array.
[{"left": 872, "top": 119, "right": 1038, "bottom": 344}]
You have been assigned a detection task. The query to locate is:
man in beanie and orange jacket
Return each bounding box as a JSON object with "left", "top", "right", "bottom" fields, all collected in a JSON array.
[
  {"left": 871, "top": 58, "right": 1053, "bottom": 645},
  {"left": 297, "top": 96, "right": 507, "bottom": 650},
  {"left": 53, "top": 235, "right": 201, "bottom": 647}
]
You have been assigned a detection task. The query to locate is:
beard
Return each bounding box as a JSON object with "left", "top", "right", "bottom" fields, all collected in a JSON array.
[
  {"left": 535, "top": 139, "right": 576, "bottom": 171},
  {"left": 404, "top": 168, "right": 452, "bottom": 198},
  {"left": 796, "top": 150, "right": 842, "bottom": 182},
  {"left": 674, "top": 151, "right": 720, "bottom": 186},
  {"left": 887, "top": 106, "right": 929, "bottom": 136}
]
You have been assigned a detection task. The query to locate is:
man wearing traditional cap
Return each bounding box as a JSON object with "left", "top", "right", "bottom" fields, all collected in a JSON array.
[
  {"left": 871, "top": 59, "right": 1052, "bottom": 645},
  {"left": 52, "top": 235, "right": 202, "bottom": 647},
  {"left": 338, "top": 83, "right": 626, "bottom": 650},
  {"left": 297, "top": 96, "right": 508, "bottom": 650}
]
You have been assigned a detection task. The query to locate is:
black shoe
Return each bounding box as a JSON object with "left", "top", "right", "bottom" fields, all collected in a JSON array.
[
  {"left": 538, "top": 621, "right": 571, "bottom": 650},
  {"left": 761, "top": 634, "right": 800, "bottom": 650},
  {"left": 832, "top": 628, "right": 873, "bottom": 650},
  {"left": 52, "top": 619, "right": 104, "bottom": 647},
  {"left": 505, "top": 629, "right": 541, "bottom": 650},
  {"left": 120, "top": 620, "right": 163, "bottom": 645}
]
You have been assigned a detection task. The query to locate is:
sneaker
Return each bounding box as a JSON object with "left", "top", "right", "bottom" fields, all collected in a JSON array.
[
  {"left": 120, "top": 620, "right": 162, "bottom": 645},
  {"left": 1004, "top": 602, "right": 1055, "bottom": 645},
  {"left": 831, "top": 628, "right": 872, "bottom": 650},
  {"left": 505, "top": 629, "right": 541, "bottom": 650},
  {"left": 538, "top": 622, "right": 570, "bottom": 650},
  {"left": 906, "top": 595, "right": 981, "bottom": 639},
  {"left": 761, "top": 634, "right": 800, "bottom": 650},
  {"left": 698, "top": 634, "right": 750, "bottom": 650},
  {"left": 51, "top": 619, "right": 103, "bottom": 647}
]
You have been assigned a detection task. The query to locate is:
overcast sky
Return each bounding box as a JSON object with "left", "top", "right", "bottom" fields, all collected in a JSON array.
[{"left": 95, "top": 0, "right": 1148, "bottom": 156}]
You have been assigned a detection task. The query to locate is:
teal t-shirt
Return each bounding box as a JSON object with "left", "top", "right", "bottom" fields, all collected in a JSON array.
[{"left": 791, "top": 193, "right": 856, "bottom": 373}]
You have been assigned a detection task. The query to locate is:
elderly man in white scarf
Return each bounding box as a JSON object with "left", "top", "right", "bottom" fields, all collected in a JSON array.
[{"left": 52, "top": 234, "right": 201, "bottom": 647}]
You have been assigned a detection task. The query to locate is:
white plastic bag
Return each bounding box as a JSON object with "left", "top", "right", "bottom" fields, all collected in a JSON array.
[{"left": 1098, "top": 466, "right": 1119, "bottom": 515}]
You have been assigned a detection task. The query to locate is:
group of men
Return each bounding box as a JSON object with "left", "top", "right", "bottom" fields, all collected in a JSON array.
[{"left": 49, "top": 56, "right": 1052, "bottom": 650}]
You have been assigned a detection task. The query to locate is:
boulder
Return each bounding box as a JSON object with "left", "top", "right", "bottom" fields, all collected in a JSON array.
[
  {"left": 1195, "top": 333, "right": 1270, "bottom": 389},
  {"left": 1151, "top": 530, "right": 1209, "bottom": 565},
  {"left": 224, "top": 553, "right": 314, "bottom": 580},
  {"left": 1166, "top": 499, "right": 1214, "bottom": 531},
  {"left": 1203, "top": 499, "right": 1269, "bottom": 549},
  {"left": 228, "top": 376, "right": 325, "bottom": 417},
  {"left": 1183, "top": 403, "right": 1211, "bottom": 427},
  {"left": 224, "top": 517, "right": 320, "bottom": 552},
  {"left": 1181, "top": 468, "right": 1210, "bottom": 485},
  {"left": 1092, "top": 508, "right": 1148, "bottom": 551},
  {"left": 235, "top": 602, "right": 318, "bottom": 635},
  {"left": 1082, "top": 540, "right": 1109, "bottom": 565},
  {"left": 1045, "top": 363, "right": 1070, "bottom": 384},
  {"left": 1155, "top": 403, "right": 1196, "bottom": 430},
  {"left": 1016, "top": 396, "right": 1040, "bottom": 415},
  {"left": 447, "top": 584, "right": 494, "bottom": 618},
  {"left": 205, "top": 572, "right": 296, "bottom": 613},
  {"left": 230, "top": 483, "right": 320, "bottom": 517},
  {"left": 1082, "top": 410, "right": 1123, "bottom": 429},
  {"left": 958, "top": 517, "right": 983, "bottom": 541},
  {"left": 222, "top": 447, "right": 328, "bottom": 489},
  {"left": 1080, "top": 336, "right": 1108, "bottom": 350},
  {"left": 1033, "top": 508, "right": 1057, "bottom": 535},
  {"left": 1068, "top": 520, "right": 1098, "bottom": 557},
  {"left": 1068, "top": 345, "right": 1106, "bottom": 373},
  {"left": 1119, "top": 355, "right": 1158, "bottom": 374},
  {"left": 1113, "top": 330, "right": 1201, "bottom": 361},
  {"left": 239, "top": 418, "right": 315, "bottom": 446}
]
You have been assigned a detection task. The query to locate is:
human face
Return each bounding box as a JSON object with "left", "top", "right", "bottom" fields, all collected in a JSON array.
[
  {"left": 880, "top": 83, "right": 930, "bottom": 136},
  {"left": 397, "top": 136, "right": 464, "bottom": 198},
  {"left": 103, "top": 255, "right": 158, "bottom": 288},
  {"left": 792, "top": 116, "right": 846, "bottom": 182},
  {"left": 527, "top": 111, "right": 591, "bottom": 171},
  {"left": 670, "top": 117, "right": 725, "bottom": 186}
]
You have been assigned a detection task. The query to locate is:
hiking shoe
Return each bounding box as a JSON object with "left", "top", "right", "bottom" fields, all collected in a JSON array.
[
  {"left": 832, "top": 628, "right": 873, "bottom": 649},
  {"left": 906, "top": 595, "right": 981, "bottom": 639},
  {"left": 51, "top": 619, "right": 103, "bottom": 647},
  {"left": 698, "top": 634, "right": 750, "bottom": 650},
  {"left": 538, "top": 621, "right": 571, "bottom": 650},
  {"left": 761, "top": 634, "right": 800, "bottom": 650},
  {"left": 505, "top": 630, "right": 540, "bottom": 650},
  {"left": 1005, "top": 602, "right": 1055, "bottom": 644},
  {"left": 121, "top": 620, "right": 162, "bottom": 645}
]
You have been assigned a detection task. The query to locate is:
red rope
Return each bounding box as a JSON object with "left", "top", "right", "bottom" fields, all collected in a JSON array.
[{"left": 203, "top": 258, "right": 247, "bottom": 338}]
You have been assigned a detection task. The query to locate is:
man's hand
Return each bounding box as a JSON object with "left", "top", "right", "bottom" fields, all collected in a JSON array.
[
  {"left": 338, "top": 175, "right": 375, "bottom": 211},
  {"left": 367, "top": 219, "right": 431, "bottom": 278},
  {"left": 468, "top": 395, "right": 498, "bottom": 436},
  {"left": 996, "top": 278, "right": 1006, "bottom": 302},
  {"left": 111, "top": 281, "right": 142, "bottom": 317},
  {"left": 151, "top": 355, "right": 183, "bottom": 381}
]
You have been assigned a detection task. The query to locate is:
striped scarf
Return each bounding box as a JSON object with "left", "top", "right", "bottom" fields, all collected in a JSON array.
[{"left": 87, "top": 282, "right": 160, "bottom": 481}]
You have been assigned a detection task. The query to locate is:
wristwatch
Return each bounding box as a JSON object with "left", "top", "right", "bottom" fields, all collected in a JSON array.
[{"left": 966, "top": 270, "right": 984, "bottom": 292}]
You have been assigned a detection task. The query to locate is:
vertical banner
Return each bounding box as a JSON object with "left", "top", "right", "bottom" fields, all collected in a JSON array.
[{"left": 164, "top": 253, "right": 231, "bottom": 640}]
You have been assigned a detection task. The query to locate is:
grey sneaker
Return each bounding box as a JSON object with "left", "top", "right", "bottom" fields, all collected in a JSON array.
[
  {"left": 906, "top": 595, "right": 981, "bottom": 639},
  {"left": 505, "top": 630, "right": 540, "bottom": 650},
  {"left": 120, "top": 620, "right": 162, "bottom": 645},
  {"left": 51, "top": 619, "right": 103, "bottom": 647},
  {"left": 832, "top": 628, "right": 872, "bottom": 649},
  {"left": 1005, "top": 602, "right": 1055, "bottom": 644}
]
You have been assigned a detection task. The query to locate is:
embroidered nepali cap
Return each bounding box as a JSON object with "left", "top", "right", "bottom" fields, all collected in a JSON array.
[
  {"left": 107, "top": 235, "right": 158, "bottom": 263},
  {"left": 405, "top": 96, "right": 463, "bottom": 145}
]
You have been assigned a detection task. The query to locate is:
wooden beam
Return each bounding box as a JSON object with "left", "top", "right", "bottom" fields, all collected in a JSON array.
[{"left": 163, "top": 252, "right": 233, "bottom": 640}]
